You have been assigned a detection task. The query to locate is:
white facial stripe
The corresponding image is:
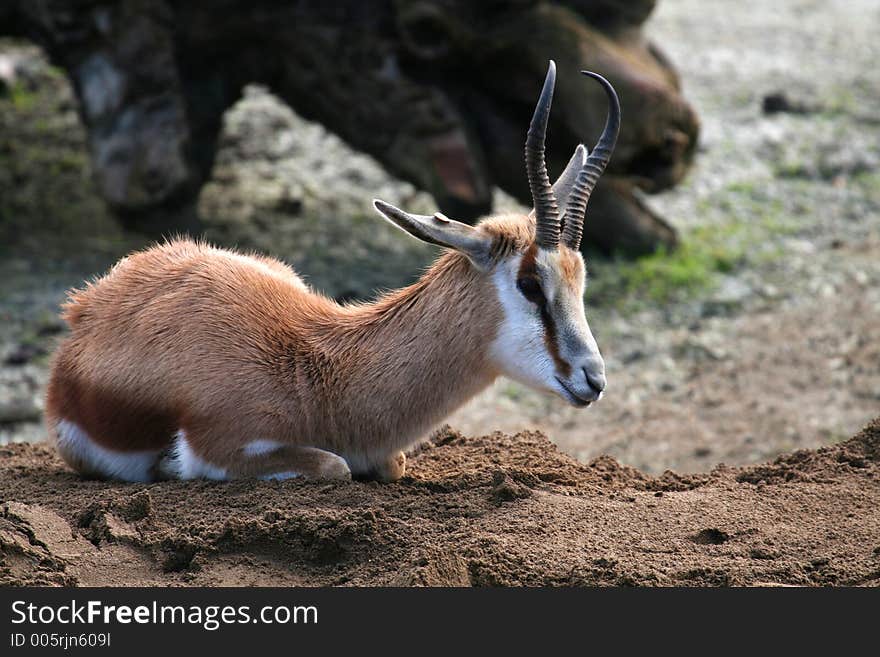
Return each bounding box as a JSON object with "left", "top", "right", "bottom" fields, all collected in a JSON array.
[{"left": 489, "top": 256, "right": 558, "bottom": 392}]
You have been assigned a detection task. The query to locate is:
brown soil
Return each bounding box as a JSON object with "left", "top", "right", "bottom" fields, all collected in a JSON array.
[{"left": 2, "top": 421, "right": 879, "bottom": 587}]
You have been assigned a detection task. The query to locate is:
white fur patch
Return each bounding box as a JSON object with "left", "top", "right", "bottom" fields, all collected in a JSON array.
[
  {"left": 488, "top": 257, "right": 557, "bottom": 392},
  {"left": 242, "top": 439, "right": 284, "bottom": 457},
  {"left": 159, "top": 430, "right": 228, "bottom": 480},
  {"left": 56, "top": 419, "right": 159, "bottom": 483}
]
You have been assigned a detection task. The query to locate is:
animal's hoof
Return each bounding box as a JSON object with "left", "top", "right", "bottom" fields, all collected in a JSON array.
[
  {"left": 320, "top": 455, "right": 353, "bottom": 481},
  {"left": 377, "top": 451, "right": 407, "bottom": 482}
]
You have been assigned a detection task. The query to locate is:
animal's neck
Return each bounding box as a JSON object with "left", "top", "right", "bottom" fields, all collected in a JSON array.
[{"left": 322, "top": 252, "right": 503, "bottom": 446}]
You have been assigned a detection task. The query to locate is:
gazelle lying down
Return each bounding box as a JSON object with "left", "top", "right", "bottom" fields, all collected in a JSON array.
[{"left": 46, "top": 61, "right": 618, "bottom": 483}]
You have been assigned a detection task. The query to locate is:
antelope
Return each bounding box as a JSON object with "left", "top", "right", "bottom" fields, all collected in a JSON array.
[{"left": 45, "top": 61, "right": 619, "bottom": 483}]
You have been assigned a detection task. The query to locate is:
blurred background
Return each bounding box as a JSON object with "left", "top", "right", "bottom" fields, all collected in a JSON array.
[{"left": 0, "top": 0, "right": 877, "bottom": 473}]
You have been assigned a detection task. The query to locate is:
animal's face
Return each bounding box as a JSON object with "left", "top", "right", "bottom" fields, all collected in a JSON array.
[
  {"left": 489, "top": 240, "right": 605, "bottom": 406},
  {"left": 371, "top": 60, "right": 619, "bottom": 407}
]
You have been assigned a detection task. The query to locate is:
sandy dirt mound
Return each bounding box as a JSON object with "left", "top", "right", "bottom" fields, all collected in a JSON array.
[{"left": 1, "top": 422, "right": 879, "bottom": 587}]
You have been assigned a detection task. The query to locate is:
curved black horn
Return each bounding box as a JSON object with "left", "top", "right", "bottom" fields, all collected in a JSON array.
[
  {"left": 560, "top": 71, "right": 621, "bottom": 251},
  {"left": 526, "top": 61, "right": 560, "bottom": 250}
]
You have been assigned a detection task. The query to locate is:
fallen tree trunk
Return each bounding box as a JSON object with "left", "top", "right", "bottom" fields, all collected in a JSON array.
[{"left": 3, "top": 0, "right": 698, "bottom": 255}]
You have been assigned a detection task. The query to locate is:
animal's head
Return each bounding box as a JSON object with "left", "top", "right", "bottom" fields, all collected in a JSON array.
[{"left": 372, "top": 61, "right": 618, "bottom": 406}]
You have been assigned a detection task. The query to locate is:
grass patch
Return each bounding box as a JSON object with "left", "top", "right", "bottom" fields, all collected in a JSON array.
[
  {"left": 852, "top": 170, "right": 880, "bottom": 195},
  {"left": 773, "top": 158, "right": 811, "bottom": 179},
  {"left": 9, "top": 81, "right": 36, "bottom": 111},
  {"left": 500, "top": 382, "right": 525, "bottom": 402},
  {"left": 819, "top": 85, "right": 858, "bottom": 118},
  {"left": 619, "top": 235, "right": 737, "bottom": 302},
  {"left": 589, "top": 226, "right": 742, "bottom": 306},
  {"left": 587, "top": 182, "right": 798, "bottom": 309}
]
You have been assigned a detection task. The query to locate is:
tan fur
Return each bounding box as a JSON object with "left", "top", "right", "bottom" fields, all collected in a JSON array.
[
  {"left": 46, "top": 233, "right": 510, "bottom": 480},
  {"left": 556, "top": 247, "right": 584, "bottom": 285}
]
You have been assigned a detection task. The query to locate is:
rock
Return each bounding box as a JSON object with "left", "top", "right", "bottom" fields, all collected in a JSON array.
[
  {"left": 701, "top": 276, "right": 752, "bottom": 316},
  {"left": 0, "top": 396, "right": 41, "bottom": 423},
  {"left": 3, "top": 342, "right": 47, "bottom": 365},
  {"left": 673, "top": 330, "right": 730, "bottom": 362},
  {"left": 762, "top": 91, "right": 817, "bottom": 115},
  {"left": 0, "top": 53, "right": 16, "bottom": 92},
  {"left": 0, "top": 49, "right": 43, "bottom": 93}
]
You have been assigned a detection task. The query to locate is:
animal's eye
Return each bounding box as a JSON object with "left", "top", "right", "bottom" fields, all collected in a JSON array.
[{"left": 516, "top": 277, "right": 545, "bottom": 305}]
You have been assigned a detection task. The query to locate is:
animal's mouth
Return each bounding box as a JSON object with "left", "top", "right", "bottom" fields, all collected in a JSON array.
[{"left": 554, "top": 377, "right": 594, "bottom": 408}]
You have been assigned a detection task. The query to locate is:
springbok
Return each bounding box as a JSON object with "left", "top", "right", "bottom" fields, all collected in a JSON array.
[{"left": 45, "top": 61, "right": 619, "bottom": 483}]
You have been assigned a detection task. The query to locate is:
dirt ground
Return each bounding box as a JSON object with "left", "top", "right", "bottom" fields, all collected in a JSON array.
[{"left": 2, "top": 420, "right": 878, "bottom": 587}]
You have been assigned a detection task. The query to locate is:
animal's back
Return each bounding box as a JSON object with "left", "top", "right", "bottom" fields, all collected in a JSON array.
[{"left": 46, "top": 239, "right": 315, "bottom": 481}]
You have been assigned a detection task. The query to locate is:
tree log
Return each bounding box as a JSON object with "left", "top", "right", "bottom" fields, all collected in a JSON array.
[{"left": 4, "top": 0, "right": 699, "bottom": 256}]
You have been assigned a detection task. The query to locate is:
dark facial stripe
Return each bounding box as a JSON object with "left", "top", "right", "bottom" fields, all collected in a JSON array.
[
  {"left": 539, "top": 304, "right": 572, "bottom": 378},
  {"left": 517, "top": 244, "right": 572, "bottom": 378}
]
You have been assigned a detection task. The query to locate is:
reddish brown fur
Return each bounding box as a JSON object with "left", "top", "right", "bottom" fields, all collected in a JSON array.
[{"left": 45, "top": 238, "right": 506, "bottom": 476}]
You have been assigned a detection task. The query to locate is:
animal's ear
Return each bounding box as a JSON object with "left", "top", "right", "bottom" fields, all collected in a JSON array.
[
  {"left": 372, "top": 199, "right": 493, "bottom": 270},
  {"left": 552, "top": 144, "right": 588, "bottom": 208},
  {"left": 527, "top": 145, "right": 587, "bottom": 221}
]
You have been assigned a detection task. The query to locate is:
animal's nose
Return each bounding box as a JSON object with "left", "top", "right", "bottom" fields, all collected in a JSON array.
[{"left": 584, "top": 368, "right": 606, "bottom": 395}]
